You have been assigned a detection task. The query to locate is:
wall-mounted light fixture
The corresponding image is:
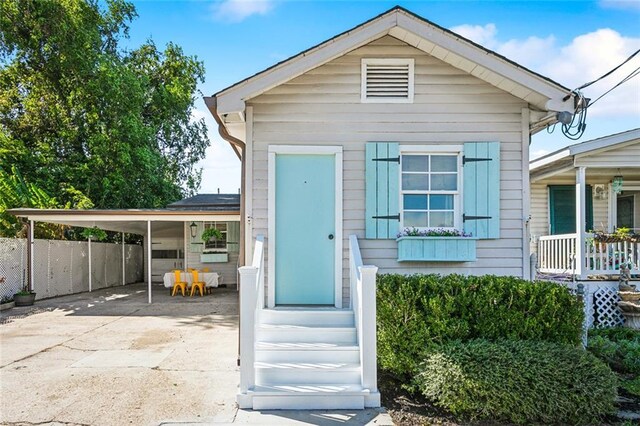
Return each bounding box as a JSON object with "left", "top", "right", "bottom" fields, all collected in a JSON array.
[{"left": 190, "top": 222, "right": 198, "bottom": 239}]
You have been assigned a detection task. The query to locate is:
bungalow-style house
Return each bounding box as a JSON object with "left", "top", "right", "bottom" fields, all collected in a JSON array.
[
  {"left": 530, "top": 128, "right": 640, "bottom": 280},
  {"left": 206, "top": 6, "right": 576, "bottom": 410}
]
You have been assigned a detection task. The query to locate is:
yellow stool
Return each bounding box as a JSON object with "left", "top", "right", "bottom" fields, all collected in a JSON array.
[
  {"left": 190, "top": 270, "right": 206, "bottom": 297},
  {"left": 171, "top": 270, "right": 187, "bottom": 296}
]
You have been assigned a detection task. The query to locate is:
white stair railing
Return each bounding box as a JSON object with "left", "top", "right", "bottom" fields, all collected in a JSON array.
[
  {"left": 238, "top": 235, "right": 265, "bottom": 396},
  {"left": 349, "top": 235, "right": 378, "bottom": 401}
]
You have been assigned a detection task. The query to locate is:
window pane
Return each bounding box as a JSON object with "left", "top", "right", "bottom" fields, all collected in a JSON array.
[
  {"left": 430, "top": 212, "right": 454, "bottom": 227},
  {"left": 402, "top": 155, "right": 429, "bottom": 172},
  {"left": 431, "top": 174, "right": 457, "bottom": 190},
  {"left": 431, "top": 155, "right": 457, "bottom": 172},
  {"left": 404, "top": 212, "right": 428, "bottom": 228},
  {"left": 429, "top": 194, "right": 453, "bottom": 210},
  {"left": 404, "top": 194, "right": 428, "bottom": 210},
  {"left": 402, "top": 174, "right": 429, "bottom": 190}
]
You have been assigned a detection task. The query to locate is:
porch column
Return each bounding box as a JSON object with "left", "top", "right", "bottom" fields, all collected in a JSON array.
[
  {"left": 147, "top": 220, "right": 152, "bottom": 304},
  {"left": 122, "top": 232, "right": 125, "bottom": 286},
  {"left": 576, "top": 167, "right": 587, "bottom": 280}
]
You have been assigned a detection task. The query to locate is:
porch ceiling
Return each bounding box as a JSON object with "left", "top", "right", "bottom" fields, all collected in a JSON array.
[{"left": 531, "top": 167, "right": 640, "bottom": 184}]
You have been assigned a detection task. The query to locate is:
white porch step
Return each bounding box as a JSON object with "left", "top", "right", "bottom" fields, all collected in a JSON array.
[
  {"left": 260, "top": 309, "right": 355, "bottom": 327},
  {"left": 256, "top": 324, "right": 357, "bottom": 343},
  {"left": 255, "top": 341, "right": 360, "bottom": 363},
  {"left": 255, "top": 361, "right": 361, "bottom": 385},
  {"left": 248, "top": 384, "right": 369, "bottom": 410}
]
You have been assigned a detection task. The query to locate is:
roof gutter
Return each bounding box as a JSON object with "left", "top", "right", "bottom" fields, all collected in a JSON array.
[{"left": 204, "top": 96, "right": 244, "bottom": 160}]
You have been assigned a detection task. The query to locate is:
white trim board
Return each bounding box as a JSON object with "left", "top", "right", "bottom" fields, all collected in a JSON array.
[{"left": 267, "top": 145, "right": 343, "bottom": 308}]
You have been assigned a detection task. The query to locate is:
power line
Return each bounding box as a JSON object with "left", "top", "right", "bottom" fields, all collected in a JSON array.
[
  {"left": 574, "top": 48, "right": 640, "bottom": 91},
  {"left": 588, "top": 65, "right": 640, "bottom": 107}
]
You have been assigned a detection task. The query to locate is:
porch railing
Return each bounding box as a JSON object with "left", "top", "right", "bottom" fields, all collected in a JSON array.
[
  {"left": 238, "top": 235, "right": 265, "bottom": 396},
  {"left": 538, "top": 233, "right": 640, "bottom": 276},
  {"left": 349, "top": 235, "right": 378, "bottom": 400},
  {"left": 538, "top": 233, "right": 578, "bottom": 274}
]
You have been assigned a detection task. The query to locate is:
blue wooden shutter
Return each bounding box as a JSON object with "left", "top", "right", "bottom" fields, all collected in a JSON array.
[
  {"left": 463, "top": 142, "right": 500, "bottom": 239},
  {"left": 365, "top": 142, "right": 400, "bottom": 239}
]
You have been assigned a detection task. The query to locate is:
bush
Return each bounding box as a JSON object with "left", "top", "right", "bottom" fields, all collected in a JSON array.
[
  {"left": 588, "top": 327, "right": 640, "bottom": 375},
  {"left": 377, "top": 274, "right": 584, "bottom": 377},
  {"left": 417, "top": 340, "right": 617, "bottom": 425}
]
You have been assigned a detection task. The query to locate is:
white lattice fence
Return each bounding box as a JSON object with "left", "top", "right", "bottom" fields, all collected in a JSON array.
[
  {"left": 0, "top": 238, "right": 26, "bottom": 301},
  {"left": 593, "top": 287, "right": 625, "bottom": 327}
]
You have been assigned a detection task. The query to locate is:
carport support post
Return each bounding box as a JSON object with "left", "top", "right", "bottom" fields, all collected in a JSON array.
[
  {"left": 88, "top": 237, "right": 92, "bottom": 292},
  {"left": 122, "top": 232, "right": 125, "bottom": 286},
  {"left": 147, "top": 220, "right": 152, "bottom": 304},
  {"left": 28, "top": 220, "right": 34, "bottom": 292}
]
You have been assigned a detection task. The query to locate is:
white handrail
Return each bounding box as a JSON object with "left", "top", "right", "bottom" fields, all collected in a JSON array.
[
  {"left": 238, "top": 235, "right": 265, "bottom": 395},
  {"left": 349, "top": 235, "right": 378, "bottom": 398}
]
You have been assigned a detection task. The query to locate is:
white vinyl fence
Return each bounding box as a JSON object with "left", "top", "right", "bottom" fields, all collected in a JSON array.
[{"left": 0, "top": 238, "right": 143, "bottom": 301}]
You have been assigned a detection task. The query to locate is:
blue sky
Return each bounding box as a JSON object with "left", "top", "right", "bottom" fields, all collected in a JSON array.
[{"left": 125, "top": 0, "right": 640, "bottom": 193}]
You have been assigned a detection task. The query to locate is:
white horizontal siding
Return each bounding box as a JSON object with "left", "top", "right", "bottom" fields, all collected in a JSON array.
[
  {"left": 575, "top": 141, "right": 640, "bottom": 167},
  {"left": 249, "top": 35, "right": 528, "bottom": 306}
]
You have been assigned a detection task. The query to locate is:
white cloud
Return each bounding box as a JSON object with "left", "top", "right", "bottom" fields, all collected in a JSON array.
[
  {"left": 211, "top": 0, "right": 274, "bottom": 23},
  {"left": 450, "top": 23, "right": 640, "bottom": 119},
  {"left": 600, "top": 0, "right": 640, "bottom": 11},
  {"left": 451, "top": 23, "right": 498, "bottom": 49}
]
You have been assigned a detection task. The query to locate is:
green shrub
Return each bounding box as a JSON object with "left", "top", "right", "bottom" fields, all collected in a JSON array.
[
  {"left": 377, "top": 274, "right": 584, "bottom": 377},
  {"left": 621, "top": 376, "right": 640, "bottom": 397},
  {"left": 588, "top": 327, "right": 640, "bottom": 375},
  {"left": 417, "top": 340, "right": 617, "bottom": 425}
]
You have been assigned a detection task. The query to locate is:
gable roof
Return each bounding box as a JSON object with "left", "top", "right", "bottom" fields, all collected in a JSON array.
[
  {"left": 212, "top": 6, "right": 575, "bottom": 122},
  {"left": 530, "top": 128, "right": 640, "bottom": 171}
]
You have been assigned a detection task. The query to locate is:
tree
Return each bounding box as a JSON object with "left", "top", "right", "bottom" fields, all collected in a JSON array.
[{"left": 0, "top": 0, "right": 208, "bottom": 212}]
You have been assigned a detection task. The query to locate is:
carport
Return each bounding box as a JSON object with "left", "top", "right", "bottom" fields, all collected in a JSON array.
[{"left": 8, "top": 208, "right": 240, "bottom": 303}]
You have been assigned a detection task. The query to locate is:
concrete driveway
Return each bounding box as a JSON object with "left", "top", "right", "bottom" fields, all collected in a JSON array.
[
  {"left": 0, "top": 283, "right": 240, "bottom": 425},
  {"left": 1, "top": 283, "right": 393, "bottom": 426}
]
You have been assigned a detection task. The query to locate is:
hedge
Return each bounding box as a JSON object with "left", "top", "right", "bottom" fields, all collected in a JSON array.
[
  {"left": 377, "top": 274, "right": 584, "bottom": 377},
  {"left": 417, "top": 340, "right": 617, "bottom": 425},
  {"left": 588, "top": 327, "right": 640, "bottom": 375}
]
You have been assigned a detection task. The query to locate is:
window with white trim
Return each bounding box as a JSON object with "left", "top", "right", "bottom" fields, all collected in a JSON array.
[
  {"left": 203, "top": 222, "right": 228, "bottom": 252},
  {"left": 400, "top": 148, "right": 462, "bottom": 230},
  {"left": 361, "top": 58, "right": 414, "bottom": 103}
]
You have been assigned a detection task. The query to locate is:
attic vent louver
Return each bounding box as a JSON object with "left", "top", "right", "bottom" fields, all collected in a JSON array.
[{"left": 362, "top": 58, "right": 414, "bottom": 103}]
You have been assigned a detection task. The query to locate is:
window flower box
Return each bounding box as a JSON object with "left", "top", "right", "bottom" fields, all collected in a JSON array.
[
  {"left": 200, "top": 253, "right": 228, "bottom": 263},
  {"left": 396, "top": 236, "right": 476, "bottom": 262}
]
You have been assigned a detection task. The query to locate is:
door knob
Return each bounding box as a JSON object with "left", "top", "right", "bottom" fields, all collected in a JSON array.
[{"left": 328, "top": 234, "right": 334, "bottom": 240}]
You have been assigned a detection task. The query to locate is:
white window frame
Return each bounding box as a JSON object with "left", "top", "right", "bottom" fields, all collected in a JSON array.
[
  {"left": 203, "top": 221, "right": 228, "bottom": 253},
  {"left": 399, "top": 145, "right": 463, "bottom": 232},
  {"left": 361, "top": 58, "right": 415, "bottom": 103}
]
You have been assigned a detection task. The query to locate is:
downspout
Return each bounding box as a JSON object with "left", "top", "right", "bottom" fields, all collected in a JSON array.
[
  {"left": 203, "top": 96, "right": 246, "bottom": 268},
  {"left": 204, "top": 95, "right": 247, "bottom": 369}
]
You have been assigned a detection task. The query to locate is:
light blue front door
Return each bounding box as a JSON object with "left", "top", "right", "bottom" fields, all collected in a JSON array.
[{"left": 275, "top": 154, "right": 335, "bottom": 305}]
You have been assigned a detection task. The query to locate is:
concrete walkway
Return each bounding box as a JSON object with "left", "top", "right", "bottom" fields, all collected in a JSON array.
[{"left": 0, "top": 283, "right": 392, "bottom": 426}]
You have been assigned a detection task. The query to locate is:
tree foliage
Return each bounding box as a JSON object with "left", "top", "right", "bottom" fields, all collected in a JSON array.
[{"left": 0, "top": 0, "right": 208, "bottom": 219}]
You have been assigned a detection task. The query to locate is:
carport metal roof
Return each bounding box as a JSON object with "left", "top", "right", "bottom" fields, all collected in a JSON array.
[
  {"left": 9, "top": 208, "right": 241, "bottom": 304},
  {"left": 9, "top": 208, "right": 240, "bottom": 234}
]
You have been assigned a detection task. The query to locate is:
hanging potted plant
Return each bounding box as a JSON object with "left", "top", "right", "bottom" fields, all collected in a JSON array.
[{"left": 201, "top": 227, "right": 223, "bottom": 245}]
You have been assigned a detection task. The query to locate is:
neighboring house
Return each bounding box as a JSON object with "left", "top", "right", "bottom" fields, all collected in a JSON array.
[
  {"left": 530, "top": 128, "right": 640, "bottom": 280},
  {"left": 206, "top": 6, "right": 576, "bottom": 410}
]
